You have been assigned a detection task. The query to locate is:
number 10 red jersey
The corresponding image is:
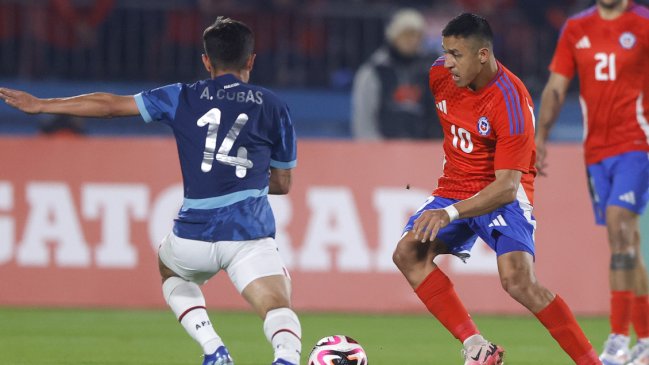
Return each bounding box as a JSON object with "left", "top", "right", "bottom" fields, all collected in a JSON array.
[{"left": 428, "top": 58, "right": 537, "bottom": 205}]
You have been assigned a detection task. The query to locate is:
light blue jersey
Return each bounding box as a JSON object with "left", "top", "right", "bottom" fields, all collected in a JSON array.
[{"left": 135, "top": 74, "right": 297, "bottom": 242}]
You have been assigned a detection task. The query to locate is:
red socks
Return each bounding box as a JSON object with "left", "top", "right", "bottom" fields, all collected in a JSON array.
[
  {"left": 611, "top": 291, "right": 634, "bottom": 335},
  {"left": 415, "top": 270, "right": 599, "bottom": 364},
  {"left": 633, "top": 295, "right": 649, "bottom": 338},
  {"left": 415, "top": 269, "right": 479, "bottom": 343},
  {"left": 535, "top": 295, "right": 599, "bottom": 365}
]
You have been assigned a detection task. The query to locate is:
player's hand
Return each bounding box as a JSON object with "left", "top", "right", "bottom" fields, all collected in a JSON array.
[
  {"left": 413, "top": 209, "right": 451, "bottom": 243},
  {"left": 0, "top": 88, "right": 43, "bottom": 114},
  {"left": 535, "top": 139, "right": 548, "bottom": 177}
]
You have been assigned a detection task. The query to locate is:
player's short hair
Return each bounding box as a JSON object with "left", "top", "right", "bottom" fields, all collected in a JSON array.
[
  {"left": 442, "top": 13, "right": 493, "bottom": 49},
  {"left": 203, "top": 17, "right": 254, "bottom": 70}
]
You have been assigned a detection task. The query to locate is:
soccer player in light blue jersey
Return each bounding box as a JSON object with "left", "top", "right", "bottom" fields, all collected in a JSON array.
[{"left": 1, "top": 17, "right": 301, "bottom": 365}]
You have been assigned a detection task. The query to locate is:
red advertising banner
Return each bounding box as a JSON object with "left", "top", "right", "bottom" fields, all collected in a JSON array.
[{"left": 0, "top": 137, "right": 608, "bottom": 314}]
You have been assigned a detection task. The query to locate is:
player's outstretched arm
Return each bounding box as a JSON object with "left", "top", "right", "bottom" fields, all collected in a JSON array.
[
  {"left": 0, "top": 87, "right": 139, "bottom": 118},
  {"left": 269, "top": 167, "right": 292, "bottom": 195},
  {"left": 535, "top": 73, "right": 570, "bottom": 176},
  {"left": 454, "top": 169, "right": 522, "bottom": 217},
  {"left": 413, "top": 169, "right": 522, "bottom": 242}
]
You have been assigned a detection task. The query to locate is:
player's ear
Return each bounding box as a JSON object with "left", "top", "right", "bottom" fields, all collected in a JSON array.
[
  {"left": 245, "top": 54, "right": 256, "bottom": 71},
  {"left": 478, "top": 47, "right": 489, "bottom": 64},
  {"left": 202, "top": 54, "right": 213, "bottom": 73}
]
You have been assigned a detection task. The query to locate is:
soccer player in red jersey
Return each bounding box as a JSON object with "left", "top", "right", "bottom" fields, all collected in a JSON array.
[
  {"left": 393, "top": 13, "right": 601, "bottom": 364},
  {"left": 536, "top": 1, "right": 649, "bottom": 364}
]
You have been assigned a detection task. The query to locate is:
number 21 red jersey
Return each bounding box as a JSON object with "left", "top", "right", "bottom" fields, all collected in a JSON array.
[
  {"left": 429, "top": 58, "right": 537, "bottom": 205},
  {"left": 549, "top": 2, "right": 649, "bottom": 165}
]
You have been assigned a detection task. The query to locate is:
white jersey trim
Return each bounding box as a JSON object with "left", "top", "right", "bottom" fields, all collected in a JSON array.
[
  {"left": 579, "top": 95, "right": 588, "bottom": 142},
  {"left": 637, "top": 92, "right": 649, "bottom": 145},
  {"left": 516, "top": 184, "right": 536, "bottom": 238}
]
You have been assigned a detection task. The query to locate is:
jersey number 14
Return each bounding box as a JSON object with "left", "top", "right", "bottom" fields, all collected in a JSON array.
[{"left": 197, "top": 108, "right": 253, "bottom": 178}]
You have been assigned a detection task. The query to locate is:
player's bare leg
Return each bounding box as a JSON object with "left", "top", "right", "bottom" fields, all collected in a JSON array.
[
  {"left": 602, "top": 206, "right": 644, "bottom": 364},
  {"left": 496, "top": 251, "right": 554, "bottom": 312},
  {"left": 607, "top": 206, "right": 639, "bottom": 293},
  {"left": 392, "top": 231, "right": 449, "bottom": 288},
  {"left": 497, "top": 250, "right": 599, "bottom": 364},
  {"left": 393, "top": 233, "right": 504, "bottom": 364},
  {"left": 241, "top": 275, "right": 302, "bottom": 365},
  {"left": 158, "top": 258, "right": 234, "bottom": 365}
]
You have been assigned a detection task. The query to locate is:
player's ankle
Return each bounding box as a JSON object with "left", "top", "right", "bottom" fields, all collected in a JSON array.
[
  {"left": 463, "top": 334, "right": 486, "bottom": 347},
  {"left": 203, "top": 338, "right": 224, "bottom": 355}
]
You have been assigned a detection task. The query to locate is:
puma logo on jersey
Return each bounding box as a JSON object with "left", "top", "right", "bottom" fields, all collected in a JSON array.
[
  {"left": 619, "top": 191, "right": 636, "bottom": 205},
  {"left": 436, "top": 100, "right": 447, "bottom": 114},
  {"left": 488, "top": 215, "right": 507, "bottom": 227},
  {"left": 224, "top": 83, "right": 240, "bottom": 89},
  {"left": 575, "top": 36, "right": 591, "bottom": 49}
]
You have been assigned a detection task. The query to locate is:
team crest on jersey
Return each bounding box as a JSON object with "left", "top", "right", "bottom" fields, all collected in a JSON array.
[
  {"left": 619, "top": 32, "right": 636, "bottom": 49},
  {"left": 477, "top": 116, "right": 491, "bottom": 136}
]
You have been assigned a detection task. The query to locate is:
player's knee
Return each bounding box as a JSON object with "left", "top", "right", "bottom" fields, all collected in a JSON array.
[
  {"left": 500, "top": 272, "right": 532, "bottom": 300},
  {"left": 608, "top": 230, "right": 637, "bottom": 252},
  {"left": 392, "top": 239, "right": 415, "bottom": 271},
  {"left": 158, "top": 257, "right": 178, "bottom": 281},
  {"left": 392, "top": 246, "right": 407, "bottom": 271}
]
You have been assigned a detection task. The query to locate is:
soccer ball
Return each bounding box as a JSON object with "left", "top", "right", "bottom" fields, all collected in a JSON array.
[{"left": 307, "top": 335, "right": 368, "bottom": 365}]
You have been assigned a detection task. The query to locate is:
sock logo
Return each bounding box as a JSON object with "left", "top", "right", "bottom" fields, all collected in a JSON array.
[{"left": 195, "top": 320, "right": 211, "bottom": 330}]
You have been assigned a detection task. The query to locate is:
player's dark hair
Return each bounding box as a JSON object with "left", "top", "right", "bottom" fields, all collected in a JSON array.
[
  {"left": 442, "top": 13, "right": 493, "bottom": 48},
  {"left": 203, "top": 17, "right": 254, "bottom": 70}
]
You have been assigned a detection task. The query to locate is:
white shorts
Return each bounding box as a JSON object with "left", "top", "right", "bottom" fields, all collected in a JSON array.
[{"left": 158, "top": 232, "right": 289, "bottom": 292}]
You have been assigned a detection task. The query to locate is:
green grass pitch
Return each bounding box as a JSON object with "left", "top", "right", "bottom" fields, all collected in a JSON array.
[{"left": 0, "top": 307, "right": 609, "bottom": 364}]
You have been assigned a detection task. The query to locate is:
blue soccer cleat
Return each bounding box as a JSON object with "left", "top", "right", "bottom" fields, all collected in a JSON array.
[
  {"left": 271, "top": 359, "right": 297, "bottom": 365},
  {"left": 202, "top": 346, "right": 234, "bottom": 365}
]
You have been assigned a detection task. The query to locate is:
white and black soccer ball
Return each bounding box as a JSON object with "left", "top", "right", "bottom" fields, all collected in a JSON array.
[{"left": 307, "top": 335, "right": 368, "bottom": 365}]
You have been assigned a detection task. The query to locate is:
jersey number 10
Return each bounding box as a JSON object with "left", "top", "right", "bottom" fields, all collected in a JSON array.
[
  {"left": 451, "top": 125, "right": 474, "bottom": 153},
  {"left": 594, "top": 52, "right": 616, "bottom": 81},
  {"left": 197, "top": 108, "right": 254, "bottom": 178}
]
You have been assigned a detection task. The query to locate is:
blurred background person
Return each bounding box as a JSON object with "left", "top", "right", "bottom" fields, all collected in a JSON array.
[
  {"left": 351, "top": 8, "right": 442, "bottom": 140},
  {"left": 22, "top": 0, "right": 116, "bottom": 79}
]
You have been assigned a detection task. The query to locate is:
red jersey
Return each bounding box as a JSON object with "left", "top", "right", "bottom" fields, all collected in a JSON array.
[
  {"left": 549, "top": 2, "right": 649, "bottom": 165},
  {"left": 429, "top": 58, "right": 537, "bottom": 205}
]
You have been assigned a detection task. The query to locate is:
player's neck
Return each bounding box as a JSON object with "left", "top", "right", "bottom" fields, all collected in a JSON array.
[
  {"left": 597, "top": 0, "right": 629, "bottom": 20},
  {"left": 468, "top": 57, "right": 498, "bottom": 92},
  {"left": 211, "top": 69, "right": 248, "bottom": 82}
]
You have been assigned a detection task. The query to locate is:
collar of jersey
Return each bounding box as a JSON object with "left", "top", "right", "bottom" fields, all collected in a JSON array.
[{"left": 214, "top": 73, "right": 242, "bottom": 85}]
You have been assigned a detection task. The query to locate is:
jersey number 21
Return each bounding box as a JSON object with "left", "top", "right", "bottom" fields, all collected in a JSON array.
[{"left": 595, "top": 52, "right": 616, "bottom": 81}]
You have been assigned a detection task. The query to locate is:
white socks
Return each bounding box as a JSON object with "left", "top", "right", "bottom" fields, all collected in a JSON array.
[
  {"left": 162, "top": 277, "right": 224, "bottom": 355},
  {"left": 263, "top": 308, "right": 302, "bottom": 364},
  {"left": 463, "top": 334, "right": 486, "bottom": 347},
  {"left": 163, "top": 277, "right": 302, "bottom": 363}
]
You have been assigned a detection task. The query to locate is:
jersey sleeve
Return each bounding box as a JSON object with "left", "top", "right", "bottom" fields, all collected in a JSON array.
[
  {"left": 493, "top": 87, "right": 535, "bottom": 173},
  {"left": 428, "top": 56, "right": 446, "bottom": 95},
  {"left": 548, "top": 22, "right": 576, "bottom": 79},
  {"left": 134, "top": 83, "right": 183, "bottom": 124},
  {"left": 270, "top": 103, "right": 297, "bottom": 169}
]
